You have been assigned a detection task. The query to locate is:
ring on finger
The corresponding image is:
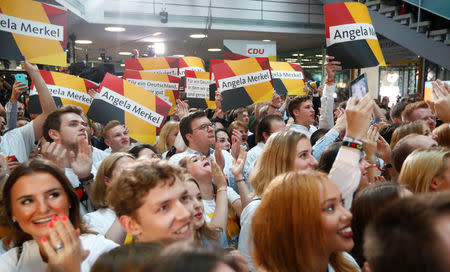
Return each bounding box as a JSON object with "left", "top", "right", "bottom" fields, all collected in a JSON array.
[{"left": 55, "top": 243, "right": 64, "bottom": 252}]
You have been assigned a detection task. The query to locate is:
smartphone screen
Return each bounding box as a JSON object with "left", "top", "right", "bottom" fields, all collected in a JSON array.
[{"left": 350, "top": 73, "right": 368, "bottom": 99}]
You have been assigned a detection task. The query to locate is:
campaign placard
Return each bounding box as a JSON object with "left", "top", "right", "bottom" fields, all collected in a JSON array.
[
  {"left": 178, "top": 56, "right": 205, "bottom": 77},
  {"left": 211, "top": 57, "right": 273, "bottom": 111},
  {"left": 125, "top": 57, "right": 179, "bottom": 76},
  {"left": 28, "top": 70, "right": 97, "bottom": 114},
  {"left": 324, "top": 2, "right": 385, "bottom": 69},
  {"left": 184, "top": 70, "right": 216, "bottom": 109},
  {"left": 0, "top": 0, "right": 67, "bottom": 66},
  {"left": 123, "top": 69, "right": 179, "bottom": 115},
  {"left": 270, "top": 61, "right": 306, "bottom": 95},
  {"left": 87, "top": 73, "right": 171, "bottom": 144}
]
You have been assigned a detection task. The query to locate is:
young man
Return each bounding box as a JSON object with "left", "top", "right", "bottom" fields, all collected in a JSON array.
[
  {"left": 288, "top": 95, "right": 317, "bottom": 137},
  {"left": 365, "top": 192, "right": 450, "bottom": 272},
  {"left": 169, "top": 111, "right": 237, "bottom": 189},
  {"left": 401, "top": 101, "right": 436, "bottom": 131},
  {"left": 108, "top": 159, "right": 193, "bottom": 243},
  {"left": 103, "top": 120, "right": 130, "bottom": 154},
  {"left": 0, "top": 58, "right": 57, "bottom": 162}
]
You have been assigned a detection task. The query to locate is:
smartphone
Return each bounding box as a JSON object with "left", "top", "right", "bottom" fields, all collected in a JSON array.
[
  {"left": 350, "top": 73, "right": 368, "bottom": 99},
  {"left": 15, "top": 73, "right": 28, "bottom": 90}
]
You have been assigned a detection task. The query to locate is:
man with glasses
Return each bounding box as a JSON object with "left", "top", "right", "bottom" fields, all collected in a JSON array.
[{"left": 169, "top": 111, "right": 237, "bottom": 190}]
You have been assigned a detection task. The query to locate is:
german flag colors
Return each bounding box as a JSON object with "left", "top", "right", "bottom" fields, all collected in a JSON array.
[
  {"left": 270, "top": 61, "right": 306, "bottom": 96},
  {"left": 212, "top": 57, "right": 273, "bottom": 111},
  {"left": 179, "top": 56, "right": 205, "bottom": 76},
  {"left": 87, "top": 73, "right": 171, "bottom": 144},
  {"left": 0, "top": 0, "right": 67, "bottom": 66},
  {"left": 185, "top": 70, "right": 216, "bottom": 110},
  {"left": 28, "top": 70, "right": 96, "bottom": 114},
  {"left": 324, "top": 2, "right": 385, "bottom": 69},
  {"left": 125, "top": 57, "right": 179, "bottom": 76},
  {"left": 123, "top": 70, "right": 180, "bottom": 115}
]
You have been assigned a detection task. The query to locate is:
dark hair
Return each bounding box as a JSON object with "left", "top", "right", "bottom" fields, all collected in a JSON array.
[
  {"left": 310, "top": 128, "right": 329, "bottom": 146},
  {"left": 364, "top": 192, "right": 450, "bottom": 272},
  {"left": 179, "top": 111, "right": 207, "bottom": 146},
  {"left": 2, "top": 159, "right": 88, "bottom": 249},
  {"left": 350, "top": 182, "right": 409, "bottom": 267},
  {"left": 378, "top": 123, "right": 402, "bottom": 145},
  {"left": 390, "top": 102, "right": 407, "bottom": 122},
  {"left": 317, "top": 142, "right": 342, "bottom": 174},
  {"left": 214, "top": 128, "right": 229, "bottom": 139},
  {"left": 91, "top": 242, "right": 163, "bottom": 272},
  {"left": 255, "top": 115, "right": 284, "bottom": 143},
  {"left": 391, "top": 133, "right": 420, "bottom": 173},
  {"left": 211, "top": 118, "right": 228, "bottom": 130},
  {"left": 43, "top": 105, "right": 84, "bottom": 142},
  {"left": 140, "top": 243, "right": 239, "bottom": 272},
  {"left": 288, "top": 95, "right": 311, "bottom": 121},
  {"left": 128, "top": 144, "right": 157, "bottom": 158}
]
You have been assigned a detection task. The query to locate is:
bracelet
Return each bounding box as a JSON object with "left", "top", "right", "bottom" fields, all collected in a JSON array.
[
  {"left": 326, "top": 79, "right": 334, "bottom": 85},
  {"left": 342, "top": 136, "right": 364, "bottom": 151},
  {"left": 78, "top": 173, "right": 94, "bottom": 183},
  {"left": 217, "top": 187, "right": 227, "bottom": 193}
]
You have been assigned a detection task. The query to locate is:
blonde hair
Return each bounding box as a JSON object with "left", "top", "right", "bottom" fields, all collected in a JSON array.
[
  {"left": 433, "top": 123, "right": 450, "bottom": 148},
  {"left": 90, "top": 152, "right": 135, "bottom": 209},
  {"left": 252, "top": 170, "right": 358, "bottom": 272},
  {"left": 398, "top": 147, "right": 450, "bottom": 193},
  {"left": 249, "top": 130, "right": 307, "bottom": 197},
  {"left": 390, "top": 120, "right": 425, "bottom": 149},
  {"left": 156, "top": 121, "right": 179, "bottom": 154},
  {"left": 103, "top": 120, "right": 122, "bottom": 139}
]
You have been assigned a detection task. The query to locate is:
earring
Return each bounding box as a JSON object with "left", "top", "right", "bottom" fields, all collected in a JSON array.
[{"left": 12, "top": 218, "right": 16, "bottom": 223}]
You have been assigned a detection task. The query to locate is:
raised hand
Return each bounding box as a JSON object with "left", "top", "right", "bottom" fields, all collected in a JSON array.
[
  {"left": 70, "top": 137, "right": 93, "bottom": 180},
  {"left": 428, "top": 80, "right": 450, "bottom": 122},
  {"left": 41, "top": 215, "right": 89, "bottom": 272},
  {"left": 215, "top": 91, "right": 223, "bottom": 109},
  {"left": 231, "top": 129, "right": 243, "bottom": 160},
  {"left": 324, "top": 56, "right": 342, "bottom": 82},
  {"left": 40, "top": 142, "right": 68, "bottom": 170},
  {"left": 210, "top": 160, "right": 227, "bottom": 188},
  {"left": 20, "top": 56, "right": 39, "bottom": 74},
  {"left": 364, "top": 125, "right": 378, "bottom": 158},
  {"left": 11, "top": 81, "right": 27, "bottom": 102},
  {"left": 345, "top": 93, "right": 374, "bottom": 140},
  {"left": 232, "top": 145, "right": 247, "bottom": 179},
  {"left": 214, "top": 143, "right": 225, "bottom": 171},
  {"left": 175, "top": 99, "right": 189, "bottom": 119}
]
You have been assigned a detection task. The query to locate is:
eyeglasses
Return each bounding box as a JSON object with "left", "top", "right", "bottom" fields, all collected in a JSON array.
[{"left": 193, "top": 122, "right": 215, "bottom": 131}]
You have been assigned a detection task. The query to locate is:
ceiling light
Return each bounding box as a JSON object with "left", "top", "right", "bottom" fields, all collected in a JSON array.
[
  {"left": 173, "top": 55, "right": 185, "bottom": 57},
  {"left": 119, "top": 52, "right": 132, "bottom": 55},
  {"left": 142, "top": 54, "right": 148, "bottom": 57},
  {"left": 208, "top": 48, "right": 221, "bottom": 52},
  {"left": 154, "top": 43, "right": 165, "bottom": 55},
  {"left": 141, "top": 37, "right": 164, "bottom": 43},
  {"left": 315, "top": 54, "right": 323, "bottom": 57},
  {"left": 190, "top": 33, "right": 207, "bottom": 39},
  {"left": 75, "top": 40, "right": 92, "bottom": 44},
  {"left": 97, "top": 57, "right": 102, "bottom": 60},
  {"left": 300, "top": 53, "right": 304, "bottom": 56},
  {"left": 105, "top": 26, "right": 126, "bottom": 32},
  {"left": 152, "top": 32, "right": 163, "bottom": 36},
  {"left": 292, "top": 53, "right": 299, "bottom": 56},
  {"left": 120, "top": 64, "right": 125, "bottom": 67},
  {"left": 262, "top": 39, "right": 271, "bottom": 42}
]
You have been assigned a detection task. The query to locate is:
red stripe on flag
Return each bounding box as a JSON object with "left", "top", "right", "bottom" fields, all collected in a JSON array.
[
  {"left": 178, "top": 57, "right": 188, "bottom": 68},
  {"left": 212, "top": 62, "right": 236, "bottom": 79},
  {"left": 209, "top": 59, "right": 225, "bottom": 75},
  {"left": 101, "top": 73, "right": 125, "bottom": 96},
  {"left": 256, "top": 58, "right": 270, "bottom": 70},
  {"left": 184, "top": 70, "right": 197, "bottom": 79},
  {"left": 324, "top": 3, "right": 356, "bottom": 38},
  {"left": 123, "top": 69, "right": 142, "bottom": 79},
  {"left": 125, "top": 59, "right": 144, "bottom": 70},
  {"left": 168, "top": 75, "right": 180, "bottom": 84},
  {"left": 41, "top": 70, "right": 55, "bottom": 85}
]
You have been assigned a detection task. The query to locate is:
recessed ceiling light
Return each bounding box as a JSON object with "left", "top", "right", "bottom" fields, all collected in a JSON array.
[
  {"left": 208, "top": 48, "right": 221, "bottom": 52},
  {"left": 105, "top": 26, "right": 126, "bottom": 32},
  {"left": 190, "top": 33, "right": 207, "bottom": 39},
  {"left": 97, "top": 57, "right": 102, "bottom": 60},
  {"left": 141, "top": 37, "right": 164, "bottom": 43},
  {"left": 262, "top": 39, "right": 271, "bottom": 42},
  {"left": 315, "top": 54, "right": 323, "bottom": 57},
  {"left": 119, "top": 51, "right": 132, "bottom": 55},
  {"left": 152, "top": 32, "right": 163, "bottom": 36},
  {"left": 292, "top": 53, "right": 299, "bottom": 56},
  {"left": 173, "top": 55, "right": 185, "bottom": 57},
  {"left": 120, "top": 64, "right": 125, "bottom": 67},
  {"left": 75, "top": 40, "right": 92, "bottom": 44}
]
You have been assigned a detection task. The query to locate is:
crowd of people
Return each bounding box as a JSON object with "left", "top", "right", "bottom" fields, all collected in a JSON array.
[{"left": 0, "top": 55, "right": 449, "bottom": 272}]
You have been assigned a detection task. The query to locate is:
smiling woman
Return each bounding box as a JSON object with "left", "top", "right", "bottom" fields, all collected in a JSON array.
[{"left": 0, "top": 159, "right": 118, "bottom": 272}]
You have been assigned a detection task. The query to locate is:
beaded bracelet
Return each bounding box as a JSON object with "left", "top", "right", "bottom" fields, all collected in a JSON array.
[{"left": 217, "top": 187, "right": 227, "bottom": 193}]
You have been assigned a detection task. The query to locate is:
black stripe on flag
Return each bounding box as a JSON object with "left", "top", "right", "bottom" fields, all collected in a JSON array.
[
  {"left": 186, "top": 98, "right": 208, "bottom": 109},
  {"left": 87, "top": 99, "right": 125, "bottom": 125},
  {"left": 327, "top": 39, "right": 379, "bottom": 69},
  {"left": 273, "top": 78, "right": 288, "bottom": 95},
  {"left": 221, "top": 87, "right": 254, "bottom": 112},
  {"left": 28, "top": 96, "right": 63, "bottom": 114},
  {"left": 0, "top": 31, "right": 24, "bottom": 61}
]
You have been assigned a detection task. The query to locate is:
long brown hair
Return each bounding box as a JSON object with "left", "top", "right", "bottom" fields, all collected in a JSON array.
[
  {"left": 249, "top": 130, "right": 307, "bottom": 197},
  {"left": 2, "top": 159, "right": 89, "bottom": 250},
  {"left": 252, "top": 170, "right": 358, "bottom": 272}
]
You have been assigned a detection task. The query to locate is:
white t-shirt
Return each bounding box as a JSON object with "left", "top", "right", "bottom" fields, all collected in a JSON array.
[
  {"left": 83, "top": 208, "right": 117, "bottom": 235},
  {"left": 202, "top": 186, "right": 240, "bottom": 223},
  {"left": 0, "top": 234, "right": 118, "bottom": 272},
  {"left": 0, "top": 121, "right": 35, "bottom": 162},
  {"left": 238, "top": 198, "right": 261, "bottom": 271},
  {"left": 92, "top": 147, "right": 109, "bottom": 170}
]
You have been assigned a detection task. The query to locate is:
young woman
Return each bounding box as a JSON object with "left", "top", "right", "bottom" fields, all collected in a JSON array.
[
  {"left": 215, "top": 129, "right": 231, "bottom": 153},
  {"left": 238, "top": 130, "right": 318, "bottom": 270},
  {"left": 252, "top": 170, "right": 359, "bottom": 272},
  {"left": 179, "top": 146, "right": 250, "bottom": 248},
  {"left": 128, "top": 144, "right": 159, "bottom": 159},
  {"left": 0, "top": 159, "right": 118, "bottom": 272},
  {"left": 155, "top": 121, "right": 179, "bottom": 154},
  {"left": 398, "top": 147, "right": 450, "bottom": 193},
  {"left": 84, "top": 152, "right": 135, "bottom": 242}
]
